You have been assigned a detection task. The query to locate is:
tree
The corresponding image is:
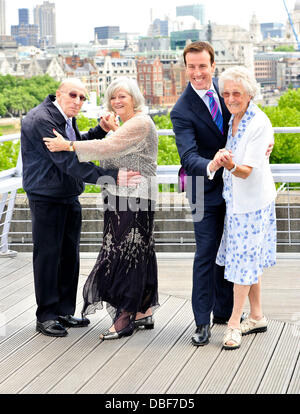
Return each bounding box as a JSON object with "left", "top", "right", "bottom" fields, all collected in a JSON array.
[
  {"left": 277, "top": 88, "right": 300, "bottom": 111},
  {"left": 0, "top": 140, "right": 20, "bottom": 171},
  {"left": 262, "top": 105, "right": 300, "bottom": 163},
  {"left": 0, "top": 74, "right": 59, "bottom": 117},
  {"left": 153, "top": 114, "right": 180, "bottom": 165}
]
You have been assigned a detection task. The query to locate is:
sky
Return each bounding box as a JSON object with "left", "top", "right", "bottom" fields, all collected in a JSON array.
[{"left": 5, "top": 0, "right": 298, "bottom": 44}]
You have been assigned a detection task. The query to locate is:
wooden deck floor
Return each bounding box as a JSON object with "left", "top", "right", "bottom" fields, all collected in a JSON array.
[{"left": 0, "top": 254, "right": 299, "bottom": 395}]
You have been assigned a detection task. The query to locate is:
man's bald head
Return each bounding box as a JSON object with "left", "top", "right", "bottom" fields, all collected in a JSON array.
[{"left": 56, "top": 78, "right": 87, "bottom": 118}]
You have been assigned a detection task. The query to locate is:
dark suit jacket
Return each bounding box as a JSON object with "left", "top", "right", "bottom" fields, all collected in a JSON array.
[
  {"left": 21, "top": 95, "right": 118, "bottom": 201},
  {"left": 170, "top": 80, "right": 231, "bottom": 206}
]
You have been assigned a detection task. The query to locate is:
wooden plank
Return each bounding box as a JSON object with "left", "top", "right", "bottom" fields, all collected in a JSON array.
[
  {"left": 257, "top": 323, "right": 300, "bottom": 394},
  {"left": 136, "top": 320, "right": 195, "bottom": 394},
  {"left": 0, "top": 258, "right": 11, "bottom": 269},
  {"left": 0, "top": 257, "right": 31, "bottom": 278},
  {"left": 0, "top": 278, "right": 97, "bottom": 394},
  {"left": 0, "top": 264, "right": 32, "bottom": 291},
  {"left": 166, "top": 324, "right": 224, "bottom": 394},
  {"left": 0, "top": 278, "right": 86, "bottom": 357},
  {"left": 0, "top": 314, "right": 105, "bottom": 394},
  {"left": 49, "top": 296, "right": 181, "bottom": 394},
  {"left": 0, "top": 283, "right": 35, "bottom": 312},
  {"left": 197, "top": 334, "right": 255, "bottom": 394},
  {"left": 227, "top": 319, "right": 284, "bottom": 394},
  {"left": 21, "top": 295, "right": 169, "bottom": 394},
  {"left": 287, "top": 348, "right": 300, "bottom": 394},
  {"left": 105, "top": 300, "right": 194, "bottom": 394}
]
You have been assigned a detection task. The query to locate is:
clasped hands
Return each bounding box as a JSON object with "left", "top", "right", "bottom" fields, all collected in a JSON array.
[
  {"left": 210, "top": 148, "right": 235, "bottom": 172},
  {"left": 100, "top": 111, "right": 119, "bottom": 132}
]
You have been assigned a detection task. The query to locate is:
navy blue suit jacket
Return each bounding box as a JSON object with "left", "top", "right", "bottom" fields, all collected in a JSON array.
[
  {"left": 170, "top": 80, "right": 231, "bottom": 206},
  {"left": 21, "top": 95, "right": 118, "bottom": 201}
]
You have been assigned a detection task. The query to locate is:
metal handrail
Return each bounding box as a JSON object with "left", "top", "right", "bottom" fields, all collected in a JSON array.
[{"left": 1, "top": 128, "right": 300, "bottom": 256}]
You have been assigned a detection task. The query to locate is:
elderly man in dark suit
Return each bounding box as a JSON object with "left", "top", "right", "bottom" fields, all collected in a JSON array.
[
  {"left": 170, "top": 42, "right": 234, "bottom": 346},
  {"left": 21, "top": 78, "right": 140, "bottom": 337}
]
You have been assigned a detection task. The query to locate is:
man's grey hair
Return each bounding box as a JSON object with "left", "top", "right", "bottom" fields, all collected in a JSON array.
[
  {"left": 218, "top": 66, "right": 259, "bottom": 99},
  {"left": 105, "top": 77, "right": 145, "bottom": 113}
]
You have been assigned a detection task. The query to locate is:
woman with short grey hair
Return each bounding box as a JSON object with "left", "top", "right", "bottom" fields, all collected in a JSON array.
[
  {"left": 105, "top": 77, "right": 145, "bottom": 113},
  {"left": 211, "top": 66, "right": 277, "bottom": 350},
  {"left": 44, "top": 77, "right": 159, "bottom": 340}
]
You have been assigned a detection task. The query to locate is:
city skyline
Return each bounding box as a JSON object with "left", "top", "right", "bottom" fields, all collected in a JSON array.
[{"left": 4, "top": 0, "right": 299, "bottom": 43}]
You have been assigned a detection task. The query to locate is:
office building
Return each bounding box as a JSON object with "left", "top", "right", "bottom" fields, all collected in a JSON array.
[
  {"left": 94, "top": 26, "right": 120, "bottom": 40},
  {"left": 170, "top": 29, "right": 205, "bottom": 50},
  {"left": 261, "top": 23, "right": 285, "bottom": 39},
  {"left": 19, "top": 9, "right": 29, "bottom": 26},
  {"left": 176, "top": 4, "right": 205, "bottom": 25},
  {"left": 34, "top": 1, "right": 56, "bottom": 47},
  {"left": 11, "top": 23, "right": 39, "bottom": 47}
]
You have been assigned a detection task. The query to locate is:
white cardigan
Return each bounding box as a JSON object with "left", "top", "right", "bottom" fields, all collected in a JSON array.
[{"left": 228, "top": 104, "right": 277, "bottom": 214}]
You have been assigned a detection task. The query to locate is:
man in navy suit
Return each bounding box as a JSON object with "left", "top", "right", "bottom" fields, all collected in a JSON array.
[
  {"left": 170, "top": 42, "right": 234, "bottom": 346},
  {"left": 21, "top": 78, "right": 140, "bottom": 337}
]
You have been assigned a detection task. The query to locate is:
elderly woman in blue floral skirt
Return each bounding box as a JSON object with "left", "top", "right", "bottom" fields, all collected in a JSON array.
[{"left": 212, "top": 66, "right": 277, "bottom": 350}]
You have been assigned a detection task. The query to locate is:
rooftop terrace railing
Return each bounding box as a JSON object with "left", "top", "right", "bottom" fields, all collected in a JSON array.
[{"left": 1, "top": 129, "right": 300, "bottom": 257}]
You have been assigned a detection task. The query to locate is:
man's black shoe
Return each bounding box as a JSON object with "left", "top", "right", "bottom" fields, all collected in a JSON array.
[
  {"left": 36, "top": 320, "right": 68, "bottom": 337},
  {"left": 58, "top": 315, "right": 90, "bottom": 328},
  {"left": 192, "top": 324, "right": 211, "bottom": 346}
]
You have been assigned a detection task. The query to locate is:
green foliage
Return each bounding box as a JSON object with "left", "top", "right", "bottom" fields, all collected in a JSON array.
[
  {"left": 274, "top": 46, "right": 295, "bottom": 52},
  {"left": 0, "top": 140, "right": 20, "bottom": 171},
  {"left": 157, "top": 135, "right": 180, "bottom": 165},
  {"left": 154, "top": 113, "right": 180, "bottom": 165},
  {"left": 277, "top": 88, "right": 300, "bottom": 111},
  {"left": 0, "top": 74, "right": 59, "bottom": 117},
  {"left": 76, "top": 114, "right": 98, "bottom": 131},
  {"left": 261, "top": 104, "right": 300, "bottom": 163},
  {"left": 153, "top": 113, "right": 173, "bottom": 130}
]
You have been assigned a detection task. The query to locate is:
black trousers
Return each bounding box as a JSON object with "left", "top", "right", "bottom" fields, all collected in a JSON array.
[
  {"left": 29, "top": 199, "right": 82, "bottom": 322},
  {"left": 191, "top": 201, "right": 234, "bottom": 325}
]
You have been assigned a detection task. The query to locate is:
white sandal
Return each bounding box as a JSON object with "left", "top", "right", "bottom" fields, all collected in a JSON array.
[{"left": 222, "top": 327, "right": 242, "bottom": 350}]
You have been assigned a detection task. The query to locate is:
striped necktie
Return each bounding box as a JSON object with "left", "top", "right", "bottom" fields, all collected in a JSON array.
[
  {"left": 206, "top": 90, "right": 223, "bottom": 134},
  {"left": 65, "top": 118, "right": 76, "bottom": 141}
]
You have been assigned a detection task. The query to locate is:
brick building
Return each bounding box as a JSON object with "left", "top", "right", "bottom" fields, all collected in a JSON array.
[{"left": 136, "top": 57, "right": 187, "bottom": 107}]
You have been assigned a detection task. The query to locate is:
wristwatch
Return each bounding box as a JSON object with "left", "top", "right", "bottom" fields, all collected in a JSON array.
[
  {"left": 69, "top": 141, "right": 74, "bottom": 151},
  {"left": 229, "top": 163, "right": 237, "bottom": 173}
]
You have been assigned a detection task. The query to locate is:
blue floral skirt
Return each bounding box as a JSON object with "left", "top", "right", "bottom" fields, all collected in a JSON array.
[{"left": 216, "top": 201, "right": 276, "bottom": 285}]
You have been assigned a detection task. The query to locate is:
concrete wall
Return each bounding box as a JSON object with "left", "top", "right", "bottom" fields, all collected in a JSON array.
[{"left": 6, "top": 193, "right": 300, "bottom": 254}]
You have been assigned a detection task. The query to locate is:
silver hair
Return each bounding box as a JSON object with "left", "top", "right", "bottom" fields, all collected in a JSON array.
[
  {"left": 105, "top": 77, "right": 145, "bottom": 113},
  {"left": 218, "top": 66, "right": 259, "bottom": 98}
]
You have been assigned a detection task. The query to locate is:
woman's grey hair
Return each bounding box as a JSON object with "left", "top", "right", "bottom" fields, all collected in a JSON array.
[
  {"left": 218, "top": 66, "right": 259, "bottom": 99},
  {"left": 105, "top": 77, "right": 145, "bottom": 113}
]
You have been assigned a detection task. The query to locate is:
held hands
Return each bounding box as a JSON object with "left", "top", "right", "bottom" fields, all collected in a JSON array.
[
  {"left": 117, "top": 169, "right": 142, "bottom": 187},
  {"left": 210, "top": 148, "right": 235, "bottom": 172},
  {"left": 43, "top": 130, "right": 70, "bottom": 152},
  {"left": 100, "top": 112, "right": 119, "bottom": 132}
]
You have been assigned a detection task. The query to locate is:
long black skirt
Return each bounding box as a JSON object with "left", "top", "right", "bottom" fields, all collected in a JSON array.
[{"left": 81, "top": 195, "right": 159, "bottom": 331}]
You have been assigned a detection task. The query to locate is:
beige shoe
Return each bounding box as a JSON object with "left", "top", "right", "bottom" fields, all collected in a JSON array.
[
  {"left": 222, "top": 327, "right": 242, "bottom": 350},
  {"left": 240, "top": 316, "right": 268, "bottom": 336}
]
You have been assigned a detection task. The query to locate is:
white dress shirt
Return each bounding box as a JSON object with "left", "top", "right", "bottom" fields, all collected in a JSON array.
[
  {"left": 190, "top": 83, "right": 222, "bottom": 178},
  {"left": 53, "top": 99, "right": 72, "bottom": 124}
]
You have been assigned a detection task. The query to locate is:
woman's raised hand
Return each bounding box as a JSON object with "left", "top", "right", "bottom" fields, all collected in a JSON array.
[{"left": 100, "top": 112, "right": 119, "bottom": 132}]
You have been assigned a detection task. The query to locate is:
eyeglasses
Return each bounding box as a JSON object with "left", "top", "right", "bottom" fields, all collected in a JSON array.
[{"left": 62, "top": 91, "right": 87, "bottom": 102}]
